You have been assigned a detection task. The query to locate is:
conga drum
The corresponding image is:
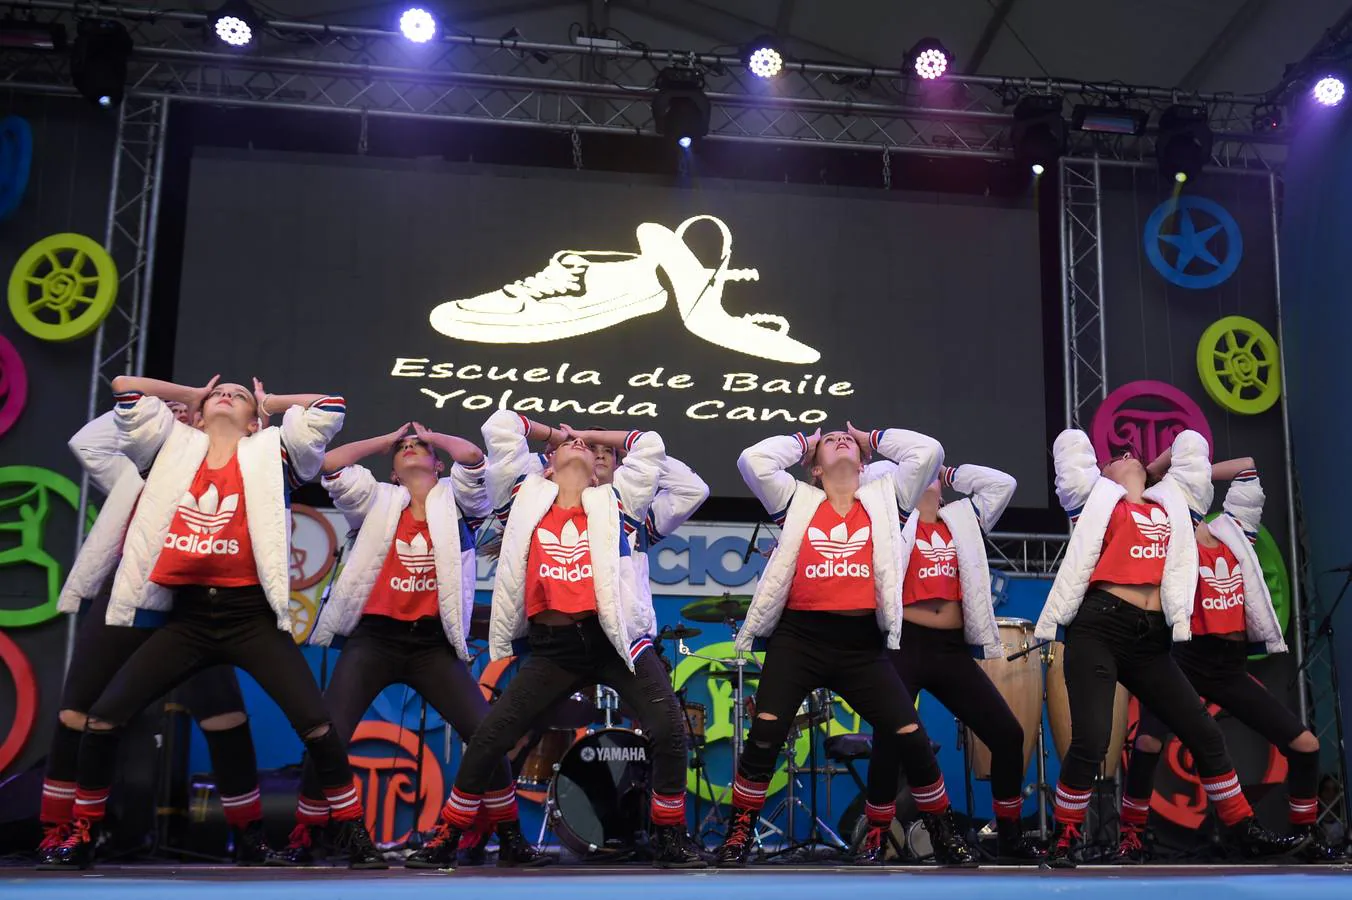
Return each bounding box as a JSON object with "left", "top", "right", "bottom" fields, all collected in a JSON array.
[
  {"left": 1046, "top": 641, "right": 1130, "bottom": 777},
  {"left": 965, "top": 618, "right": 1043, "bottom": 780}
]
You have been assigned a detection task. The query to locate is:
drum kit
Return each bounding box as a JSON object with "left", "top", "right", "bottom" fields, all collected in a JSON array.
[{"left": 465, "top": 605, "right": 1129, "bottom": 860}]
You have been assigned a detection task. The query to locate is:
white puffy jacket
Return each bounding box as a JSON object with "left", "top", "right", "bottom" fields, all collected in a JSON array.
[
  {"left": 1034, "top": 429, "right": 1212, "bottom": 643},
  {"left": 737, "top": 429, "right": 944, "bottom": 653},
  {"left": 105, "top": 392, "right": 345, "bottom": 630},
  {"left": 308, "top": 458, "right": 489, "bottom": 658},
  {"left": 58, "top": 412, "right": 142, "bottom": 613},
  {"left": 1206, "top": 470, "right": 1286, "bottom": 654},
  {"left": 481, "top": 411, "right": 665, "bottom": 670}
]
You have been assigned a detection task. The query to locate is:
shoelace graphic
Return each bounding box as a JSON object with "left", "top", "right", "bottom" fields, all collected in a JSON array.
[
  {"left": 424, "top": 822, "right": 456, "bottom": 849},
  {"left": 40, "top": 823, "right": 69, "bottom": 850},
  {"left": 727, "top": 812, "right": 754, "bottom": 846},
  {"left": 1119, "top": 827, "right": 1143, "bottom": 853},
  {"left": 59, "top": 820, "right": 91, "bottom": 850},
  {"left": 862, "top": 826, "right": 883, "bottom": 853},
  {"left": 501, "top": 257, "right": 585, "bottom": 300},
  {"left": 1057, "top": 823, "right": 1081, "bottom": 850},
  {"left": 286, "top": 823, "right": 312, "bottom": 849}
]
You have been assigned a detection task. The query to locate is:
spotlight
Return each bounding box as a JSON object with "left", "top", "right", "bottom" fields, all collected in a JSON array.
[
  {"left": 743, "top": 37, "right": 783, "bottom": 79},
  {"left": 1156, "top": 104, "right": 1212, "bottom": 184},
  {"left": 652, "top": 67, "right": 710, "bottom": 149},
  {"left": 70, "top": 18, "right": 132, "bottom": 110},
  {"left": 399, "top": 7, "right": 437, "bottom": 43},
  {"left": 1012, "top": 93, "right": 1065, "bottom": 171},
  {"left": 907, "top": 38, "right": 951, "bottom": 80},
  {"left": 209, "top": 1, "right": 260, "bottom": 48},
  {"left": 1312, "top": 75, "right": 1346, "bottom": 107}
]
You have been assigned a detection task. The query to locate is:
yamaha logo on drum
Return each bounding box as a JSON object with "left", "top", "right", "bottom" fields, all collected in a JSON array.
[{"left": 580, "top": 744, "right": 647, "bottom": 763}]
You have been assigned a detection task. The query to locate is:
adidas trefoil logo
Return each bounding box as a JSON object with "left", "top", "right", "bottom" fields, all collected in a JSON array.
[
  {"left": 165, "top": 484, "right": 241, "bottom": 556},
  {"left": 391, "top": 531, "right": 437, "bottom": 592},
  {"left": 537, "top": 519, "right": 593, "bottom": 582},
  {"left": 915, "top": 531, "right": 958, "bottom": 580},
  {"left": 1130, "top": 508, "right": 1171, "bottom": 559},
  {"left": 805, "top": 522, "right": 871, "bottom": 578},
  {"left": 1199, "top": 556, "right": 1244, "bottom": 610}
]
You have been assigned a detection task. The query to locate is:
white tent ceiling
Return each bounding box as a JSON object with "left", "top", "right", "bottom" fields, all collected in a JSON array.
[{"left": 252, "top": 0, "right": 1351, "bottom": 95}]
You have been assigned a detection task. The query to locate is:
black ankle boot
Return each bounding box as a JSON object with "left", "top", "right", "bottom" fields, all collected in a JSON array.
[
  {"left": 715, "top": 807, "right": 757, "bottom": 868},
  {"left": 1041, "top": 821, "right": 1079, "bottom": 869},
  {"left": 331, "top": 819, "right": 388, "bottom": 869},
  {"left": 1115, "top": 824, "right": 1152, "bottom": 864},
  {"left": 37, "top": 818, "right": 96, "bottom": 870},
  {"left": 923, "top": 810, "right": 980, "bottom": 866},
  {"left": 266, "top": 824, "right": 318, "bottom": 866},
  {"left": 1292, "top": 824, "right": 1345, "bottom": 863},
  {"left": 232, "top": 820, "right": 271, "bottom": 866},
  {"left": 496, "top": 820, "right": 552, "bottom": 867},
  {"left": 405, "top": 821, "right": 462, "bottom": 869},
  {"left": 849, "top": 822, "right": 889, "bottom": 865},
  {"left": 995, "top": 817, "right": 1045, "bottom": 863},
  {"left": 36, "top": 823, "right": 71, "bottom": 868},
  {"left": 1227, "top": 817, "right": 1305, "bottom": 860},
  {"left": 651, "top": 824, "right": 708, "bottom": 869}
]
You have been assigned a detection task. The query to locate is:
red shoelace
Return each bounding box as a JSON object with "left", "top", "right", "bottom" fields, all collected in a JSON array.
[
  {"left": 58, "top": 819, "right": 92, "bottom": 850},
  {"left": 285, "top": 824, "right": 312, "bottom": 849},
  {"left": 39, "top": 823, "right": 70, "bottom": 850}
]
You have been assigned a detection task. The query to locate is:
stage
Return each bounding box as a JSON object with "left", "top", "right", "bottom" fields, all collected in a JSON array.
[{"left": 6, "top": 863, "right": 1351, "bottom": 900}]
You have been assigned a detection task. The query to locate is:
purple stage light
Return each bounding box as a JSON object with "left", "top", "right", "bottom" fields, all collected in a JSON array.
[
  {"left": 400, "top": 8, "right": 437, "bottom": 43},
  {"left": 1313, "top": 76, "right": 1346, "bottom": 107}
]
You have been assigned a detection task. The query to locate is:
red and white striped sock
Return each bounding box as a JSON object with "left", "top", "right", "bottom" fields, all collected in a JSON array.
[
  {"left": 440, "top": 787, "right": 482, "bottom": 830},
  {"left": 910, "top": 776, "right": 951, "bottom": 814},
  {"left": 1121, "top": 793, "right": 1151, "bottom": 829},
  {"left": 864, "top": 800, "right": 896, "bottom": 827},
  {"left": 483, "top": 785, "right": 519, "bottom": 825},
  {"left": 323, "top": 782, "right": 363, "bottom": 823},
  {"left": 220, "top": 787, "right": 263, "bottom": 828},
  {"left": 1053, "top": 781, "right": 1092, "bottom": 826},
  {"left": 73, "top": 787, "right": 111, "bottom": 822},
  {"left": 1201, "top": 771, "right": 1252, "bottom": 826},
  {"left": 651, "top": 791, "right": 686, "bottom": 826},
  {"left": 295, "top": 795, "right": 330, "bottom": 827},
  {"left": 40, "top": 779, "right": 76, "bottom": 825},
  {"left": 731, "top": 774, "right": 769, "bottom": 812},
  {"left": 992, "top": 796, "right": 1023, "bottom": 822},
  {"left": 1289, "top": 795, "right": 1318, "bottom": 827}
]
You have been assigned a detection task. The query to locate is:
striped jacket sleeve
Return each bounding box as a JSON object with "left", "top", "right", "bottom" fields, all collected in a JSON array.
[
  {"left": 1161, "top": 430, "right": 1214, "bottom": 522},
  {"left": 1220, "top": 468, "right": 1263, "bottom": 543},
  {"left": 112, "top": 392, "right": 176, "bottom": 473},
  {"left": 482, "top": 410, "right": 545, "bottom": 529},
  {"left": 870, "top": 428, "right": 944, "bottom": 519},
  {"left": 321, "top": 464, "right": 380, "bottom": 530},
  {"left": 69, "top": 410, "right": 137, "bottom": 495},
  {"left": 612, "top": 430, "right": 666, "bottom": 538},
  {"left": 279, "top": 396, "right": 347, "bottom": 488},
  {"left": 1053, "top": 429, "right": 1100, "bottom": 523},
  {"left": 943, "top": 463, "right": 1017, "bottom": 533},
  {"left": 645, "top": 456, "right": 709, "bottom": 541},
  {"left": 738, "top": 433, "right": 808, "bottom": 525},
  {"left": 450, "top": 455, "right": 490, "bottom": 532}
]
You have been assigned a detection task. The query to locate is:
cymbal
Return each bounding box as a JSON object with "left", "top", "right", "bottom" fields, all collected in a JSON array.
[
  {"left": 469, "top": 604, "right": 492, "bottom": 641},
  {"left": 706, "top": 665, "right": 761, "bottom": 680},
  {"left": 680, "top": 595, "right": 752, "bottom": 623},
  {"left": 657, "top": 624, "right": 703, "bottom": 641}
]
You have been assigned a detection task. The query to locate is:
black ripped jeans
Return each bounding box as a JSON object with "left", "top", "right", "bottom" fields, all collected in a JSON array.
[{"left": 453, "top": 616, "right": 686, "bottom": 796}]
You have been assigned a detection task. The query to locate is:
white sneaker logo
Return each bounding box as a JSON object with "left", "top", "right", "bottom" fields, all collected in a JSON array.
[
  {"left": 537, "top": 520, "right": 593, "bottom": 581},
  {"left": 1129, "top": 508, "right": 1171, "bottom": 559},
  {"left": 805, "top": 522, "right": 870, "bottom": 578},
  {"left": 429, "top": 215, "right": 821, "bottom": 365},
  {"left": 165, "top": 485, "right": 241, "bottom": 555},
  {"left": 391, "top": 531, "right": 437, "bottom": 592},
  {"left": 915, "top": 532, "right": 958, "bottom": 579},
  {"left": 1199, "top": 556, "right": 1244, "bottom": 610}
]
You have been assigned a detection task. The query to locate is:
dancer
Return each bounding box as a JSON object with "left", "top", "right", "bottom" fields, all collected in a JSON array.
[
  {"left": 39, "top": 399, "right": 264, "bottom": 866},
  {"left": 42, "top": 376, "right": 383, "bottom": 870},
  {"left": 1035, "top": 429, "right": 1298, "bottom": 867},
  {"left": 1116, "top": 454, "right": 1338, "bottom": 863},
  {"left": 405, "top": 412, "right": 705, "bottom": 869},
  {"left": 714, "top": 425, "right": 978, "bottom": 867},
  {"left": 859, "top": 460, "right": 1041, "bottom": 862},
  {"left": 269, "top": 422, "right": 546, "bottom": 868}
]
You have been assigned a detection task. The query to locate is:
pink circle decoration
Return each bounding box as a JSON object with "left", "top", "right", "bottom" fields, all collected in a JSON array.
[
  {"left": 0, "top": 332, "right": 28, "bottom": 438},
  {"left": 1089, "top": 380, "right": 1213, "bottom": 466}
]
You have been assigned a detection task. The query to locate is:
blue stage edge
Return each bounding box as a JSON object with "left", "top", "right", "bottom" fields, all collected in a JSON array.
[{"left": 8, "top": 866, "right": 1352, "bottom": 900}]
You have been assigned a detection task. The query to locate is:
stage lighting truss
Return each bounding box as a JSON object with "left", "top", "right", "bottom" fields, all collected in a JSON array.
[
  {"left": 1012, "top": 93, "right": 1065, "bottom": 171},
  {"left": 0, "top": 0, "right": 1285, "bottom": 169}
]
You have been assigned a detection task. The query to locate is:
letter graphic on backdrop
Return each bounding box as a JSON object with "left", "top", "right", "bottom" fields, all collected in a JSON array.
[
  {"left": 1088, "top": 380, "right": 1213, "bottom": 466},
  {"left": 428, "top": 215, "right": 821, "bottom": 365},
  {"left": 0, "top": 332, "right": 28, "bottom": 438},
  {"left": 0, "top": 466, "right": 98, "bottom": 628}
]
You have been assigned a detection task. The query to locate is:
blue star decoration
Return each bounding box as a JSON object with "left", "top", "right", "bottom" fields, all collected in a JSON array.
[
  {"left": 1158, "top": 208, "right": 1223, "bottom": 271},
  {"left": 1143, "top": 196, "right": 1243, "bottom": 290}
]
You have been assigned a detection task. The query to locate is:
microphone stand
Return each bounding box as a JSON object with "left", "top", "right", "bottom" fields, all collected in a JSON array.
[
  {"left": 1007, "top": 639, "right": 1051, "bottom": 663},
  {"left": 314, "top": 531, "right": 355, "bottom": 693}
]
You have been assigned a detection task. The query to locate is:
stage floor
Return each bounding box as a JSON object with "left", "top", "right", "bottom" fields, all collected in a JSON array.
[{"left": 6, "top": 864, "right": 1352, "bottom": 899}]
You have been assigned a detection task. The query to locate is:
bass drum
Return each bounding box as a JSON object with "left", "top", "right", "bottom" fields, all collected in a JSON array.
[{"left": 548, "top": 728, "right": 652, "bottom": 857}]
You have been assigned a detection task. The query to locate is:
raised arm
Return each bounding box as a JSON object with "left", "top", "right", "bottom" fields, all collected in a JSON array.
[
  {"left": 482, "top": 411, "right": 551, "bottom": 521},
  {"left": 1211, "top": 456, "right": 1256, "bottom": 482},
  {"left": 943, "top": 463, "right": 1017, "bottom": 533},
  {"left": 278, "top": 394, "right": 347, "bottom": 486},
  {"left": 1160, "top": 430, "right": 1214, "bottom": 520},
  {"left": 738, "top": 430, "right": 815, "bottom": 524},
  {"left": 411, "top": 422, "right": 489, "bottom": 520},
  {"left": 321, "top": 464, "right": 382, "bottom": 529},
  {"left": 68, "top": 411, "right": 136, "bottom": 495},
  {"left": 321, "top": 424, "right": 410, "bottom": 474},
  {"left": 864, "top": 423, "right": 944, "bottom": 517},
  {"left": 1053, "top": 429, "right": 1100, "bottom": 522},
  {"left": 1219, "top": 463, "right": 1263, "bottom": 542},
  {"left": 411, "top": 421, "right": 485, "bottom": 467},
  {"left": 110, "top": 374, "right": 217, "bottom": 409},
  {"left": 582, "top": 427, "right": 666, "bottom": 526},
  {"left": 646, "top": 457, "right": 710, "bottom": 540}
]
